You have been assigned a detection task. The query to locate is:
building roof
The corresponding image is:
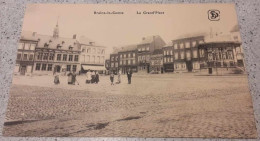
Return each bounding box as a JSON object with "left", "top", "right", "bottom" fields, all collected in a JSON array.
[
  {"left": 152, "top": 49, "right": 163, "bottom": 55},
  {"left": 78, "top": 36, "right": 104, "bottom": 47},
  {"left": 20, "top": 31, "right": 39, "bottom": 41},
  {"left": 139, "top": 35, "right": 161, "bottom": 44},
  {"left": 36, "top": 34, "right": 80, "bottom": 51},
  {"left": 163, "top": 42, "right": 173, "bottom": 47}
]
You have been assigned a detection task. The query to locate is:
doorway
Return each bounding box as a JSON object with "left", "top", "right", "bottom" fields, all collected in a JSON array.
[{"left": 20, "top": 66, "right": 26, "bottom": 75}]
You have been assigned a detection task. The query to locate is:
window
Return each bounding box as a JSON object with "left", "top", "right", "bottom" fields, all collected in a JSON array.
[
  {"left": 41, "top": 64, "right": 47, "bottom": 71},
  {"left": 57, "top": 54, "right": 61, "bottom": 61},
  {"left": 69, "top": 47, "right": 73, "bottom": 50},
  {"left": 36, "top": 63, "right": 41, "bottom": 70},
  {"left": 115, "top": 56, "right": 118, "bottom": 61},
  {"left": 185, "top": 42, "right": 190, "bottom": 48},
  {"left": 120, "top": 60, "right": 122, "bottom": 65},
  {"left": 192, "top": 41, "right": 197, "bottom": 47},
  {"left": 208, "top": 53, "right": 213, "bottom": 61},
  {"left": 87, "top": 48, "right": 91, "bottom": 53},
  {"left": 186, "top": 51, "right": 191, "bottom": 59},
  {"left": 180, "top": 51, "right": 184, "bottom": 59},
  {"left": 199, "top": 49, "right": 205, "bottom": 57},
  {"left": 24, "top": 43, "right": 30, "bottom": 50},
  {"left": 92, "top": 48, "right": 96, "bottom": 54},
  {"left": 67, "top": 65, "right": 71, "bottom": 71},
  {"left": 69, "top": 55, "right": 73, "bottom": 61},
  {"left": 174, "top": 52, "right": 178, "bottom": 60},
  {"left": 126, "top": 60, "right": 128, "bottom": 65},
  {"left": 111, "top": 63, "right": 114, "bottom": 67},
  {"left": 133, "top": 53, "right": 135, "bottom": 57},
  {"left": 142, "top": 48, "right": 145, "bottom": 51},
  {"left": 164, "top": 58, "right": 166, "bottom": 62},
  {"left": 170, "top": 50, "right": 173, "bottom": 55},
  {"left": 92, "top": 56, "right": 95, "bottom": 63},
  {"left": 123, "top": 60, "right": 126, "bottom": 65},
  {"left": 63, "top": 54, "right": 67, "bottom": 61},
  {"left": 47, "top": 64, "right": 52, "bottom": 71},
  {"left": 49, "top": 53, "right": 54, "bottom": 60},
  {"left": 120, "top": 54, "right": 122, "bottom": 58},
  {"left": 23, "top": 54, "right": 28, "bottom": 60},
  {"left": 97, "top": 56, "right": 100, "bottom": 63},
  {"left": 193, "top": 50, "right": 198, "bottom": 58},
  {"left": 124, "top": 54, "right": 126, "bottom": 58},
  {"left": 29, "top": 54, "right": 34, "bottom": 61},
  {"left": 180, "top": 43, "right": 184, "bottom": 49},
  {"left": 37, "top": 53, "right": 43, "bottom": 60},
  {"left": 43, "top": 53, "right": 48, "bottom": 60},
  {"left": 18, "top": 43, "right": 24, "bottom": 49},
  {"left": 128, "top": 53, "right": 131, "bottom": 58},
  {"left": 174, "top": 44, "right": 178, "bottom": 49},
  {"left": 171, "top": 57, "right": 173, "bottom": 62},
  {"left": 115, "top": 63, "right": 118, "bottom": 67},
  {"left": 86, "top": 55, "right": 90, "bottom": 62},
  {"left": 146, "top": 47, "right": 149, "bottom": 51},
  {"left": 97, "top": 49, "right": 101, "bottom": 54},
  {"left": 138, "top": 48, "right": 141, "bottom": 52},
  {"left": 133, "top": 60, "right": 136, "bottom": 64},
  {"left": 199, "top": 40, "right": 204, "bottom": 44},
  {"left": 82, "top": 47, "right": 86, "bottom": 52},
  {"left": 111, "top": 57, "right": 114, "bottom": 61},
  {"left": 91, "top": 56, "right": 95, "bottom": 63},
  {"left": 101, "top": 49, "right": 105, "bottom": 54},
  {"left": 30, "top": 44, "right": 36, "bottom": 50},
  {"left": 74, "top": 55, "right": 79, "bottom": 62},
  {"left": 72, "top": 65, "right": 77, "bottom": 72},
  {"left": 227, "top": 51, "right": 234, "bottom": 59},
  {"left": 17, "top": 53, "right": 22, "bottom": 60}
]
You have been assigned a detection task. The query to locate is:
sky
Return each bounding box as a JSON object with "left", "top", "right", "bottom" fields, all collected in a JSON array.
[{"left": 22, "top": 4, "right": 239, "bottom": 56}]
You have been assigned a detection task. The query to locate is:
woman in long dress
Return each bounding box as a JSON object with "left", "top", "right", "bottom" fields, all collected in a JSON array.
[
  {"left": 67, "top": 71, "right": 73, "bottom": 85},
  {"left": 117, "top": 70, "right": 121, "bottom": 84},
  {"left": 86, "top": 69, "right": 91, "bottom": 84},
  {"left": 54, "top": 73, "right": 60, "bottom": 85}
]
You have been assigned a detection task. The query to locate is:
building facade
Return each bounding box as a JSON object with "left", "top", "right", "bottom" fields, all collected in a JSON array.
[
  {"left": 163, "top": 36, "right": 204, "bottom": 73},
  {"left": 118, "top": 45, "right": 138, "bottom": 74},
  {"left": 15, "top": 32, "right": 38, "bottom": 75},
  {"left": 110, "top": 53, "right": 119, "bottom": 74},
  {"left": 137, "top": 35, "right": 166, "bottom": 73},
  {"left": 79, "top": 36, "right": 106, "bottom": 73},
  {"left": 150, "top": 49, "right": 164, "bottom": 74}
]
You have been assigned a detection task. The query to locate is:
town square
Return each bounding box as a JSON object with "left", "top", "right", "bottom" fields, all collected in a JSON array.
[{"left": 3, "top": 73, "right": 257, "bottom": 138}]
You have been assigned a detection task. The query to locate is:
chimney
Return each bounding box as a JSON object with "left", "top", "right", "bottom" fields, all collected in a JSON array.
[
  {"left": 73, "top": 34, "right": 77, "bottom": 39},
  {"left": 32, "top": 32, "right": 37, "bottom": 36}
]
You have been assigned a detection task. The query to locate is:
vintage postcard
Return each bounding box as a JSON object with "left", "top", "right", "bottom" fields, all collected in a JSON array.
[{"left": 3, "top": 4, "right": 257, "bottom": 138}]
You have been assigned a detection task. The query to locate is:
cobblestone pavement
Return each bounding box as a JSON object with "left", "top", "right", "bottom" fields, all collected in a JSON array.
[{"left": 2, "top": 73, "right": 257, "bottom": 138}]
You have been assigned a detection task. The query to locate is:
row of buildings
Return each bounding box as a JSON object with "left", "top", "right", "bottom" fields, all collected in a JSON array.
[
  {"left": 15, "top": 22, "right": 106, "bottom": 75},
  {"left": 106, "top": 25, "right": 244, "bottom": 75}
]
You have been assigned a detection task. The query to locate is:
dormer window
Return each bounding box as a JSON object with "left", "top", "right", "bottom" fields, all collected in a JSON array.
[
  {"left": 44, "top": 43, "right": 49, "bottom": 48},
  {"left": 49, "top": 40, "right": 52, "bottom": 43},
  {"left": 89, "top": 42, "right": 95, "bottom": 46},
  {"left": 57, "top": 44, "right": 61, "bottom": 49},
  {"left": 62, "top": 41, "right": 65, "bottom": 44},
  {"left": 69, "top": 46, "right": 73, "bottom": 50}
]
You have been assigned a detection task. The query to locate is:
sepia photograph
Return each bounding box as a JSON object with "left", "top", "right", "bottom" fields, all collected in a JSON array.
[{"left": 2, "top": 4, "right": 257, "bottom": 138}]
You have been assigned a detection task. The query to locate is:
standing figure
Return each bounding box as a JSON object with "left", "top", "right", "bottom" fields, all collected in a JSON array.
[
  {"left": 117, "top": 69, "right": 121, "bottom": 84},
  {"left": 72, "top": 71, "right": 77, "bottom": 85},
  {"left": 91, "top": 71, "right": 96, "bottom": 84},
  {"left": 54, "top": 73, "right": 60, "bottom": 85},
  {"left": 86, "top": 69, "right": 91, "bottom": 84},
  {"left": 95, "top": 71, "right": 99, "bottom": 84},
  {"left": 67, "top": 71, "right": 73, "bottom": 85},
  {"left": 126, "top": 69, "right": 132, "bottom": 84},
  {"left": 110, "top": 71, "right": 114, "bottom": 85}
]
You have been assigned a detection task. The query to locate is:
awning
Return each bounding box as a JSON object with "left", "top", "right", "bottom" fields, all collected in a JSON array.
[{"left": 82, "top": 65, "right": 106, "bottom": 71}]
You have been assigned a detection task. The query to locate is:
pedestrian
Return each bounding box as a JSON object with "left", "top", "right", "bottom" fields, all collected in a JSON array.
[
  {"left": 91, "top": 71, "right": 96, "bottom": 84},
  {"left": 72, "top": 71, "right": 78, "bottom": 85},
  {"left": 95, "top": 71, "right": 99, "bottom": 84},
  {"left": 54, "top": 73, "right": 60, "bottom": 85},
  {"left": 117, "top": 69, "right": 121, "bottom": 84},
  {"left": 110, "top": 71, "right": 114, "bottom": 85},
  {"left": 67, "top": 71, "right": 73, "bottom": 85},
  {"left": 86, "top": 69, "right": 91, "bottom": 84},
  {"left": 126, "top": 69, "right": 132, "bottom": 84}
]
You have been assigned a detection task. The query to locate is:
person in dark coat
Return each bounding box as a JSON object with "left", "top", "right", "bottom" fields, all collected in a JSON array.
[
  {"left": 95, "top": 71, "right": 99, "bottom": 84},
  {"left": 91, "top": 71, "right": 96, "bottom": 84},
  {"left": 72, "top": 71, "right": 77, "bottom": 85},
  {"left": 126, "top": 69, "right": 132, "bottom": 84},
  {"left": 67, "top": 71, "right": 73, "bottom": 85}
]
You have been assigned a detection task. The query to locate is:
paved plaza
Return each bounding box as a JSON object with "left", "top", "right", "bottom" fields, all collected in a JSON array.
[{"left": 3, "top": 73, "right": 257, "bottom": 138}]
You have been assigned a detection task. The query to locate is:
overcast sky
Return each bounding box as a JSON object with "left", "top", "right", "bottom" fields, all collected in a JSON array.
[{"left": 22, "top": 4, "right": 239, "bottom": 56}]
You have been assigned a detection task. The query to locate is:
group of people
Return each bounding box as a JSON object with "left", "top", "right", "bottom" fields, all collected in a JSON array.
[
  {"left": 86, "top": 70, "right": 99, "bottom": 84},
  {"left": 110, "top": 69, "right": 132, "bottom": 85},
  {"left": 53, "top": 69, "right": 133, "bottom": 85}
]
